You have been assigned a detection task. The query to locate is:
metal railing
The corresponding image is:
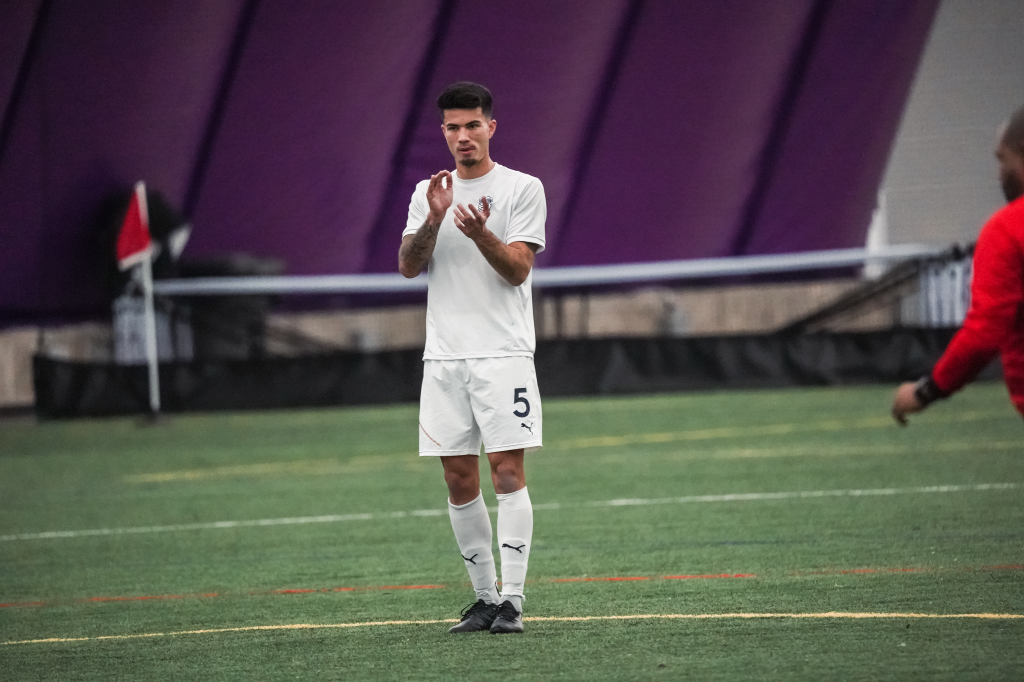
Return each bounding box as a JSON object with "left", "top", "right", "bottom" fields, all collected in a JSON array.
[{"left": 152, "top": 244, "right": 947, "bottom": 297}]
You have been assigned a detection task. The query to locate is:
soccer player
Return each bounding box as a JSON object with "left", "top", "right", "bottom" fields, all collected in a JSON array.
[
  {"left": 398, "top": 82, "right": 545, "bottom": 634},
  {"left": 892, "top": 104, "right": 1024, "bottom": 423}
]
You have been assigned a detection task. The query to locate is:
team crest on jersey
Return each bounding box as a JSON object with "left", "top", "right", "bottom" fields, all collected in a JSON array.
[{"left": 478, "top": 196, "right": 494, "bottom": 212}]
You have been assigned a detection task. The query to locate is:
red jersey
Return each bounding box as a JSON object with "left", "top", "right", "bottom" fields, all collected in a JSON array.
[{"left": 932, "top": 196, "right": 1024, "bottom": 415}]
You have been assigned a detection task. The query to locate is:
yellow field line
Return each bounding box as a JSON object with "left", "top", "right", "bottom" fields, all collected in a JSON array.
[
  {"left": 121, "top": 410, "right": 1009, "bottom": 483},
  {"left": 653, "top": 440, "right": 1023, "bottom": 461},
  {"left": 126, "top": 437, "right": 1019, "bottom": 484},
  {"left": 551, "top": 411, "right": 999, "bottom": 451},
  {"left": 527, "top": 612, "right": 1024, "bottom": 621},
  {"left": 122, "top": 455, "right": 409, "bottom": 483},
  {"left": 6, "top": 612, "right": 1022, "bottom": 645},
  {"left": 123, "top": 459, "right": 346, "bottom": 483}
]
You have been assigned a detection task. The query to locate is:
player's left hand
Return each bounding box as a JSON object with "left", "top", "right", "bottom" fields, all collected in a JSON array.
[
  {"left": 891, "top": 381, "right": 924, "bottom": 426},
  {"left": 453, "top": 197, "right": 490, "bottom": 239}
]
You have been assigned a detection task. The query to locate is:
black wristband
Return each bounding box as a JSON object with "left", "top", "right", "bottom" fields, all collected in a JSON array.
[{"left": 913, "top": 375, "right": 947, "bottom": 406}]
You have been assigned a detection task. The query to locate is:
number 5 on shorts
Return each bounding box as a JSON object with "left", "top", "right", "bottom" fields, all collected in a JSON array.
[{"left": 513, "top": 387, "right": 530, "bottom": 418}]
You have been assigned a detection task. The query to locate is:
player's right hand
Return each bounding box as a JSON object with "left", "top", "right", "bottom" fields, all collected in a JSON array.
[
  {"left": 891, "top": 381, "right": 924, "bottom": 426},
  {"left": 427, "top": 170, "right": 454, "bottom": 221}
]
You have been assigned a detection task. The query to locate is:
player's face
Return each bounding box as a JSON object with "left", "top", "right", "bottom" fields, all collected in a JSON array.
[{"left": 442, "top": 108, "right": 496, "bottom": 169}]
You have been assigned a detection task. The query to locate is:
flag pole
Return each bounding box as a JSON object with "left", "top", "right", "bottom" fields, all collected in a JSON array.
[
  {"left": 141, "top": 252, "right": 161, "bottom": 416},
  {"left": 117, "top": 180, "right": 161, "bottom": 418}
]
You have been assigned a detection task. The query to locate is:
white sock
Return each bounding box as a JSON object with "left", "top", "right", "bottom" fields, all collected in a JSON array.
[
  {"left": 496, "top": 486, "right": 533, "bottom": 608},
  {"left": 448, "top": 492, "right": 499, "bottom": 604}
]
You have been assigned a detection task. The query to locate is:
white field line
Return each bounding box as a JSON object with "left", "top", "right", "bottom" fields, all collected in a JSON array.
[
  {"left": 5, "top": 611, "right": 1023, "bottom": 646},
  {"left": 1, "top": 483, "right": 1016, "bottom": 542}
]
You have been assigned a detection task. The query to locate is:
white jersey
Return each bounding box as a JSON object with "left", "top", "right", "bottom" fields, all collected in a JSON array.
[{"left": 403, "top": 163, "right": 546, "bottom": 360}]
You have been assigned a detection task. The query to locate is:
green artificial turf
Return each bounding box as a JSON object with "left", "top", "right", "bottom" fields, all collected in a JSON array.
[{"left": 1, "top": 382, "right": 1022, "bottom": 680}]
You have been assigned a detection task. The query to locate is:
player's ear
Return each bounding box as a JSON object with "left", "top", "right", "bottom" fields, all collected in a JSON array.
[{"left": 488, "top": 118, "right": 496, "bottom": 137}]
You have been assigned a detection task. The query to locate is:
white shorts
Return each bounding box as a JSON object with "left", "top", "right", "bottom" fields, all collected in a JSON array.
[{"left": 418, "top": 357, "right": 543, "bottom": 456}]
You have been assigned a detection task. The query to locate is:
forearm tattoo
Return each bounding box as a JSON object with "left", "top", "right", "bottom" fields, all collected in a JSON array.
[{"left": 402, "top": 219, "right": 441, "bottom": 271}]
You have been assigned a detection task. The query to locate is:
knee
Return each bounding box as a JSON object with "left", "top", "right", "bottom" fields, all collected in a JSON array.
[
  {"left": 444, "top": 467, "right": 475, "bottom": 492},
  {"left": 490, "top": 460, "right": 525, "bottom": 494},
  {"left": 442, "top": 459, "right": 480, "bottom": 502}
]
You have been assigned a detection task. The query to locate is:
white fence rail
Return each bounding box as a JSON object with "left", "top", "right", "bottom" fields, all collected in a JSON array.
[{"left": 153, "top": 244, "right": 946, "bottom": 297}]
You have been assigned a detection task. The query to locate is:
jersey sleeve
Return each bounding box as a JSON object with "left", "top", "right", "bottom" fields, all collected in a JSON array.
[
  {"left": 505, "top": 176, "right": 546, "bottom": 252},
  {"left": 932, "top": 214, "right": 1024, "bottom": 393},
  {"left": 403, "top": 181, "right": 429, "bottom": 239}
]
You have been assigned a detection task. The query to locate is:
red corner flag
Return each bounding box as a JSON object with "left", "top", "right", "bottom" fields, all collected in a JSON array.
[{"left": 116, "top": 181, "right": 153, "bottom": 270}]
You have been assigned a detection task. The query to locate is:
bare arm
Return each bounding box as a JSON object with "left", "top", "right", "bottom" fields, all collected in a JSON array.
[
  {"left": 398, "top": 171, "right": 452, "bottom": 278},
  {"left": 453, "top": 199, "right": 538, "bottom": 286},
  {"left": 398, "top": 221, "right": 441, "bottom": 278},
  {"left": 469, "top": 231, "right": 538, "bottom": 287}
]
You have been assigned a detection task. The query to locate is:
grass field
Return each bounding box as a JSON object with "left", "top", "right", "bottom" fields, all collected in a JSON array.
[{"left": 1, "top": 382, "right": 1023, "bottom": 680}]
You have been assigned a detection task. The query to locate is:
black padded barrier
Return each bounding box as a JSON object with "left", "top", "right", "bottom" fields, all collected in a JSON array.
[{"left": 33, "top": 328, "right": 992, "bottom": 419}]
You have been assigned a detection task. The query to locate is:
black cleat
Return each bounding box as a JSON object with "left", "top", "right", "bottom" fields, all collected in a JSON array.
[
  {"left": 489, "top": 600, "right": 524, "bottom": 634},
  {"left": 448, "top": 600, "right": 500, "bottom": 633}
]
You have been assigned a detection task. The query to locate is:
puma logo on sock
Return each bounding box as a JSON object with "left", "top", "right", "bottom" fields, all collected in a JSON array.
[
  {"left": 520, "top": 423, "right": 533, "bottom": 434},
  {"left": 502, "top": 543, "right": 526, "bottom": 553},
  {"left": 462, "top": 553, "right": 478, "bottom": 565}
]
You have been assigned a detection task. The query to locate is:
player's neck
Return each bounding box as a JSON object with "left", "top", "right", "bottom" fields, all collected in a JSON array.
[{"left": 455, "top": 157, "right": 496, "bottom": 181}]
